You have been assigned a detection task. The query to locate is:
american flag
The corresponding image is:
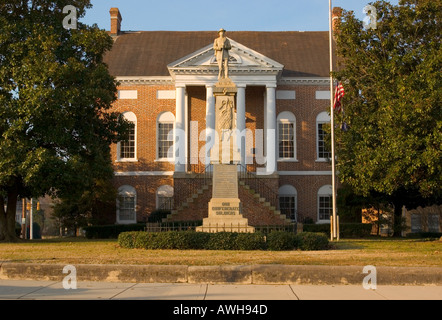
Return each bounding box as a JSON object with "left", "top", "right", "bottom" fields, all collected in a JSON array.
[{"left": 333, "top": 82, "right": 345, "bottom": 113}]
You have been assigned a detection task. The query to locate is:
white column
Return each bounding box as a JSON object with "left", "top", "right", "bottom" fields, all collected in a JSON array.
[
  {"left": 205, "top": 85, "right": 215, "bottom": 166},
  {"left": 236, "top": 85, "right": 246, "bottom": 166},
  {"left": 265, "top": 84, "right": 277, "bottom": 175},
  {"left": 175, "top": 85, "right": 186, "bottom": 172}
]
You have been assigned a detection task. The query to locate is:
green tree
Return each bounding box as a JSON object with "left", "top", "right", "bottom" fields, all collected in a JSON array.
[
  {"left": 52, "top": 178, "right": 118, "bottom": 236},
  {"left": 0, "top": 1, "right": 129, "bottom": 241},
  {"left": 333, "top": 0, "right": 441, "bottom": 235}
]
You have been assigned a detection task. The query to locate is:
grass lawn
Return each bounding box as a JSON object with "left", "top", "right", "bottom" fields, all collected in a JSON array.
[{"left": 0, "top": 237, "right": 440, "bottom": 267}]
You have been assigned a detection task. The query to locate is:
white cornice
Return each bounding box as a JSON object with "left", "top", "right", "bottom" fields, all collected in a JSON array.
[
  {"left": 115, "top": 76, "right": 331, "bottom": 87},
  {"left": 278, "top": 77, "right": 330, "bottom": 86},
  {"left": 116, "top": 76, "right": 174, "bottom": 85},
  {"left": 115, "top": 171, "right": 174, "bottom": 176}
]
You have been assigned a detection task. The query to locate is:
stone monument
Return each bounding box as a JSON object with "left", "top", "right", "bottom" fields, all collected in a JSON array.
[{"left": 197, "top": 29, "right": 254, "bottom": 233}]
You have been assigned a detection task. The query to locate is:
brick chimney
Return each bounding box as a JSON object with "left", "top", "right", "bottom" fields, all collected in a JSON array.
[
  {"left": 110, "top": 8, "right": 122, "bottom": 36},
  {"left": 332, "top": 7, "right": 343, "bottom": 33}
]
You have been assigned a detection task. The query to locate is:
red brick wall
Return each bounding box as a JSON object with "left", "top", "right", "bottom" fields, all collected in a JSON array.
[
  {"left": 114, "top": 175, "right": 174, "bottom": 222},
  {"left": 276, "top": 85, "right": 331, "bottom": 172},
  {"left": 111, "top": 84, "right": 176, "bottom": 173}
]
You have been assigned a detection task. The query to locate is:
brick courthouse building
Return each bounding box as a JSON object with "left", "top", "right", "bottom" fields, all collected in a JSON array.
[{"left": 104, "top": 8, "right": 337, "bottom": 226}]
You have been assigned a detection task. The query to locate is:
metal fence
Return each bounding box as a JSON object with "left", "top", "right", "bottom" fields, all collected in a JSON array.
[{"left": 145, "top": 222, "right": 298, "bottom": 234}]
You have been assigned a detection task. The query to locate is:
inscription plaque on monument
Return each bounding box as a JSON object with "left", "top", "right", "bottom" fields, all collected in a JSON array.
[{"left": 212, "top": 164, "right": 238, "bottom": 199}]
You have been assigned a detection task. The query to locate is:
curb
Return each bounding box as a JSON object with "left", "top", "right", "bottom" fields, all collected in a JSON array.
[{"left": 0, "top": 263, "right": 441, "bottom": 285}]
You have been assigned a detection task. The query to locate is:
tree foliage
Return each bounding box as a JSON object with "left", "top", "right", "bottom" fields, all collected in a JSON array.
[
  {"left": 0, "top": 1, "right": 129, "bottom": 241},
  {"left": 333, "top": 0, "right": 441, "bottom": 208}
]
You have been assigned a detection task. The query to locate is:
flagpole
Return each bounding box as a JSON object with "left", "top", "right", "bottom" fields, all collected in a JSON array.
[{"left": 329, "top": 0, "right": 338, "bottom": 241}]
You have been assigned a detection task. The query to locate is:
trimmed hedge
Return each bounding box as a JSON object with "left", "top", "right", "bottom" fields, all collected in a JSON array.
[
  {"left": 83, "top": 224, "right": 146, "bottom": 239},
  {"left": 406, "top": 232, "right": 442, "bottom": 239},
  {"left": 266, "top": 231, "right": 296, "bottom": 251},
  {"left": 118, "top": 231, "right": 329, "bottom": 251},
  {"left": 303, "top": 223, "right": 372, "bottom": 238},
  {"left": 295, "top": 232, "right": 329, "bottom": 250}
]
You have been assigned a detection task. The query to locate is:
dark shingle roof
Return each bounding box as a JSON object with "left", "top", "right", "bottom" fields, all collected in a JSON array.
[{"left": 104, "top": 31, "right": 331, "bottom": 78}]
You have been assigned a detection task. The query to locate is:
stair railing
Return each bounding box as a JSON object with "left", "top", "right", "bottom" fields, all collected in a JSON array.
[{"left": 238, "top": 164, "right": 279, "bottom": 210}]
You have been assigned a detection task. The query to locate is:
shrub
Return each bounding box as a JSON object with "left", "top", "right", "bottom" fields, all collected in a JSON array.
[
  {"left": 206, "top": 232, "right": 239, "bottom": 250},
  {"left": 15, "top": 222, "right": 22, "bottom": 237},
  {"left": 295, "top": 232, "right": 329, "bottom": 251},
  {"left": 302, "top": 224, "right": 329, "bottom": 234},
  {"left": 134, "top": 232, "right": 158, "bottom": 249},
  {"left": 236, "top": 232, "right": 266, "bottom": 250},
  {"left": 303, "top": 223, "right": 372, "bottom": 238},
  {"left": 406, "top": 232, "right": 442, "bottom": 239},
  {"left": 118, "top": 231, "right": 330, "bottom": 251},
  {"left": 266, "top": 231, "right": 296, "bottom": 251},
  {"left": 147, "top": 210, "right": 171, "bottom": 223},
  {"left": 118, "top": 231, "right": 137, "bottom": 249}
]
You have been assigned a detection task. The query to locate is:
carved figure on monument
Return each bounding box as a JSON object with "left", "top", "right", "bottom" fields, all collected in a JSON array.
[
  {"left": 213, "top": 28, "right": 232, "bottom": 80},
  {"left": 218, "top": 99, "right": 234, "bottom": 131}
]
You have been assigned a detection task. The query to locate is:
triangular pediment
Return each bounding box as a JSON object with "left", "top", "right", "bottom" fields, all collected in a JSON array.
[{"left": 167, "top": 38, "right": 284, "bottom": 77}]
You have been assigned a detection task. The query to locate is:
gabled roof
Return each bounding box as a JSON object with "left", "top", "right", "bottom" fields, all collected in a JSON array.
[
  {"left": 104, "top": 31, "right": 331, "bottom": 78},
  {"left": 167, "top": 38, "right": 285, "bottom": 79}
]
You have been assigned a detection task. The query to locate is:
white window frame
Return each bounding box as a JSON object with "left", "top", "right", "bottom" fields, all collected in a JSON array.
[
  {"left": 156, "top": 112, "right": 175, "bottom": 162},
  {"left": 116, "top": 185, "right": 137, "bottom": 224},
  {"left": 316, "top": 112, "right": 331, "bottom": 162},
  {"left": 117, "top": 112, "right": 137, "bottom": 162},
  {"left": 317, "top": 185, "right": 333, "bottom": 223},
  {"left": 278, "top": 185, "right": 297, "bottom": 222},
  {"left": 277, "top": 111, "right": 297, "bottom": 162}
]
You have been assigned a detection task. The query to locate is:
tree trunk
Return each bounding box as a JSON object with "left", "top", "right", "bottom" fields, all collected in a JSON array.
[
  {"left": 392, "top": 201, "right": 404, "bottom": 237},
  {"left": 0, "top": 189, "right": 19, "bottom": 242}
]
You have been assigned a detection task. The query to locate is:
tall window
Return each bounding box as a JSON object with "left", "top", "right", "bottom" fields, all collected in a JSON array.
[
  {"left": 316, "top": 112, "right": 331, "bottom": 160},
  {"left": 157, "top": 112, "right": 175, "bottom": 160},
  {"left": 318, "top": 185, "right": 332, "bottom": 222},
  {"left": 118, "top": 112, "right": 137, "bottom": 161},
  {"left": 117, "top": 185, "right": 136, "bottom": 224},
  {"left": 277, "top": 112, "right": 296, "bottom": 160},
  {"left": 279, "top": 185, "right": 297, "bottom": 221},
  {"left": 156, "top": 185, "right": 174, "bottom": 211}
]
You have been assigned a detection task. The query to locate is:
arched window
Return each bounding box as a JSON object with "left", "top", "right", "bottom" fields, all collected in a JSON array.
[
  {"left": 118, "top": 112, "right": 137, "bottom": 161},
  {"left": 156, "top": 185, "right": 174, "bottom": 211},
  {"left": 318, "top": 185, "right": 332, "bottom": 223},
  {"left": 117, "top": 185, "right": 137, "bottom": 224},
  {"left": 277, "top": 111, "right": 296, "bottom": 160},
  {"left": 279, "top": 185, "right": 297, "bottom": 221},
  {"left": 316, "top": 112, "right": 331, "bottom": 161},
  {"left": 157, "top": 112, "right": 175, "bottom": 161}
]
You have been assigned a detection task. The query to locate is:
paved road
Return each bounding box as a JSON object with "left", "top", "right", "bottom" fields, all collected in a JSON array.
[{"left": 1, "top": 280, "right": 441, "bottom": 300}]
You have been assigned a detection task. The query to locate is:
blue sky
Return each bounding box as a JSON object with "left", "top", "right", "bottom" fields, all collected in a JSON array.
[{"left": 81, "top": 0, "right": 399, "bottom": 32}]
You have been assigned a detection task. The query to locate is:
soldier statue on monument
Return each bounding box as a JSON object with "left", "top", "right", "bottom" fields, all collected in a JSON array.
[{"left": 213, "top": 28, "right": 232, "bottom": 80}]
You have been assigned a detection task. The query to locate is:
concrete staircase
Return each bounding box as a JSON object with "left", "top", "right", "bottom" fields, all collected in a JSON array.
[
  {"left": 163, "top": 183, "right": 212, "bottom": 223},
  {"left": 239, "top": 180, "right": 292, "bottom": 225},
  {"left": 164, "top": 179, "right": 291, "bottom": 226}
]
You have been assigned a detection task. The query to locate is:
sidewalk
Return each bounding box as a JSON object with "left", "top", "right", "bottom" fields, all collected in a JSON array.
[{"left": 1, "top": 280, "right": 441, "bottom": 300}]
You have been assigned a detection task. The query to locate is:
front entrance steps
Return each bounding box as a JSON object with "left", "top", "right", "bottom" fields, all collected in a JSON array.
[{"left": 164, "top": 180, "right": 292, "bottom": 226}]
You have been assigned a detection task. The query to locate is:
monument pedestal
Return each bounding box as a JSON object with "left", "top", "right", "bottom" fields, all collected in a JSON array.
[
  {"left": 196, "top": 164, "right": 255, "bottom": 233},
  {"left": 198, "top": 69, "right": 254, "bottom": 233}
]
